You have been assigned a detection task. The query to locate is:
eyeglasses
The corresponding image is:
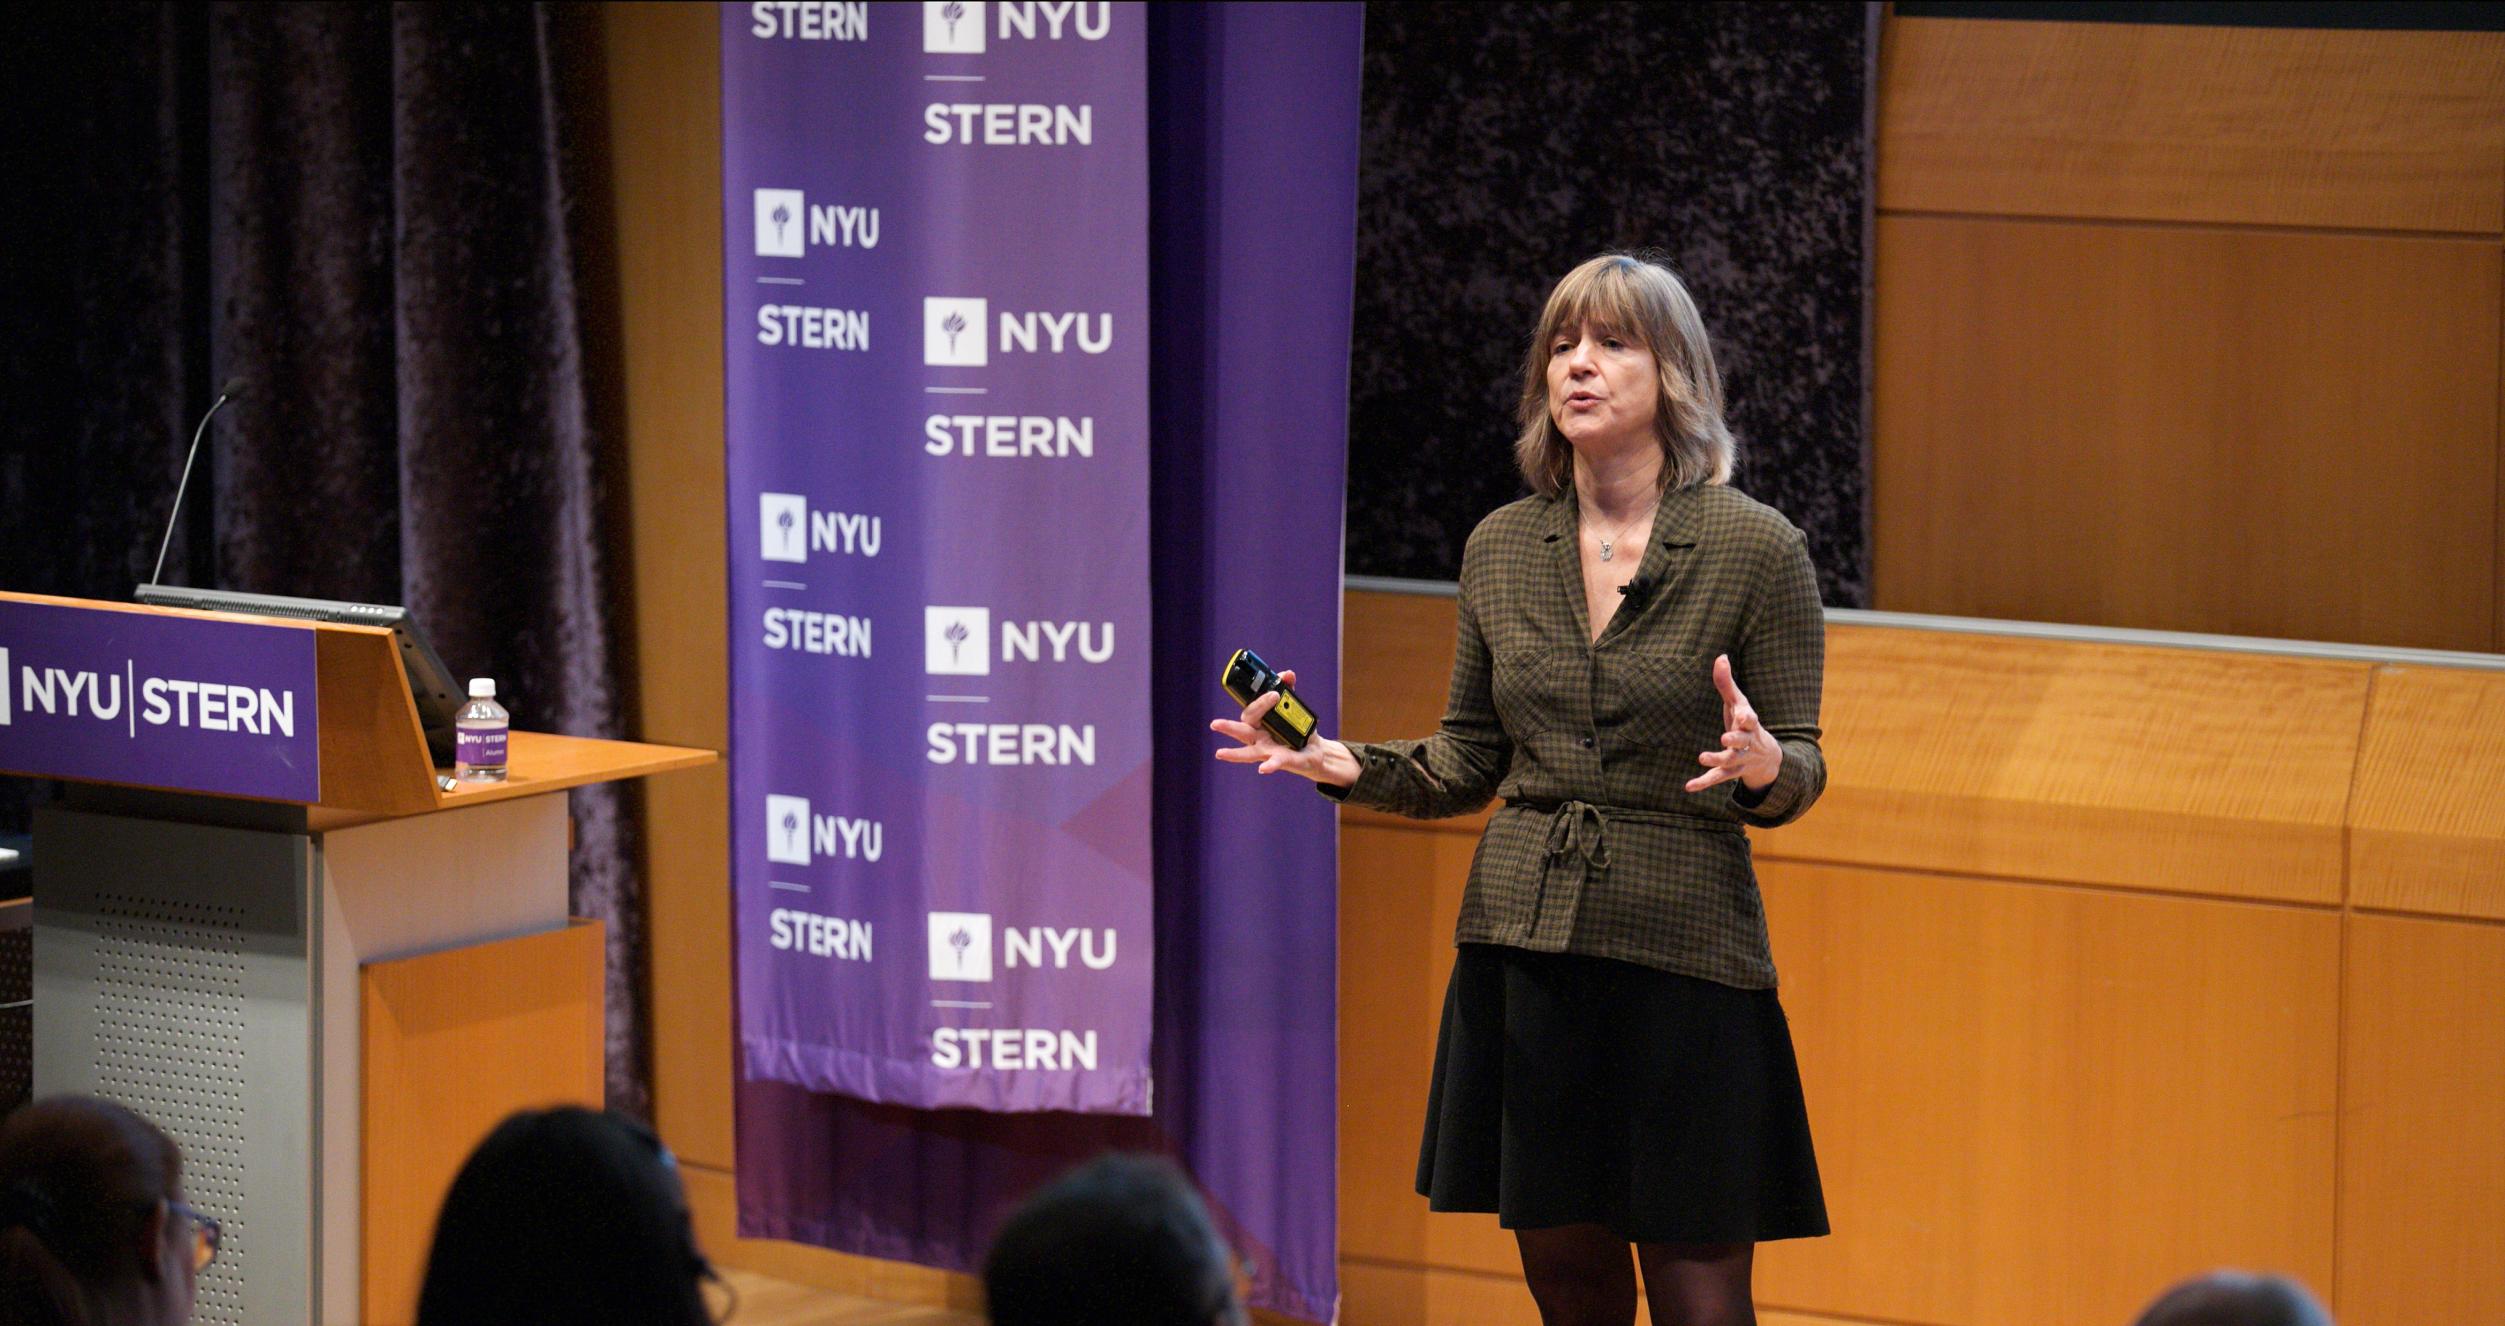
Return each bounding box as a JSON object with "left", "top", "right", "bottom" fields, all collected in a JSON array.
[{"left": 166, "top": 1199, "right": 221, "bottom": 1272}]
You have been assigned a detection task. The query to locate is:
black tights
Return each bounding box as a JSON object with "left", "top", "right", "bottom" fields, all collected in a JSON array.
[{"left": 1515, "top": 1224, "right": 1755, "bottom": 1326}]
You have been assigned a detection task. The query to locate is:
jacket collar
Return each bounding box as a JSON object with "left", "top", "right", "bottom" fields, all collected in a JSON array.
[{"left": 1540, "top": 482, "right": 1707, "bottom": 549}]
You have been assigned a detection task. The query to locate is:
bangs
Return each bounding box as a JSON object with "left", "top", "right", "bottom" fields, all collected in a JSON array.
[{"left": 1534, "top": 256, "right": 1656, "bottom": 353}]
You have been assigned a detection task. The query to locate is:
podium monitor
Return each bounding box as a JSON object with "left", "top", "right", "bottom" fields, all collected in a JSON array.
[{"left": 134, "top": 584, "right": 464, "bottom": 765}]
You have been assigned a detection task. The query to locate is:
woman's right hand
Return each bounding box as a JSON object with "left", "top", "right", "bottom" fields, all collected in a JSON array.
[{"left": 1210, "top": 669, "right": 1361, "bottom": 787}]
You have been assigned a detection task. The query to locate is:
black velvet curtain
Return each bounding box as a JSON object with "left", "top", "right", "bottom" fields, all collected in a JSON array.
[
  {"left": 1349, "top": 1, "right": 1875, "bottom": 606},
  {"left": 0, "top": 2, "right": 650, "bottom": 1115}
]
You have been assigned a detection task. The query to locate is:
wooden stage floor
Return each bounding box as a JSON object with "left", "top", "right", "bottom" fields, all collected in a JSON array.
[{"left": 719, "top": 1268, "right": 982, "bottom": 1326}]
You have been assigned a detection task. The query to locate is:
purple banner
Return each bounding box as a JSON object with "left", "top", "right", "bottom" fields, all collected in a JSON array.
[
  {"left": 724, "top": 1, "right": 1153, "bottom": 1114},
  {"left": 0, "top": 597, "right": 319, "bottom": 803},
  {"left": 728, "top": 6, "right": 1359, "bottom": 1318}
]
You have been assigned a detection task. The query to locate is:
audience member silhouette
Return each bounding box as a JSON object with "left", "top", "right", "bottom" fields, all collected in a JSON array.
[
  {"left": 2132, "top": 1270, "right": 2333, "bottom": 1326},
  {"left": 983, "top": 1153, "right": 1246, "bottom": 1326},
  {"left": 415, "top": 1106, "right": 719, "bottom": 1326},
  {"left": 0, "top": 1095, "right": 212, "bottom": 1326}
]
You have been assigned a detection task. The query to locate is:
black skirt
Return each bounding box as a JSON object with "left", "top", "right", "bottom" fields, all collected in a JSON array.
[{"left": 1416, "top": 942, "right": 1829, "bottom": 1244}]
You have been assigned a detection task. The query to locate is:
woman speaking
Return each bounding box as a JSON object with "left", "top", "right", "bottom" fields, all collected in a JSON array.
[{"left": 1213, "top": 252, "right": 1828, "bottom": 1326}]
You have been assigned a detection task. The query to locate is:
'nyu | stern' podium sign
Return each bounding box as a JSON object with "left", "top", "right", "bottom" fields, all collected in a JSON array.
[{"left": 0, "top": 597, "right": 320, "bottom": 803}]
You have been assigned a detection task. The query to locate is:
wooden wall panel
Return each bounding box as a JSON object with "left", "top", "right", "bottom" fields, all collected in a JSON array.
[
  {"left": 362, "top": 920, "right": 606, "bottom": 1326},
  {"left": 1878, "top": 18, "right": 2505, "bottom": 232},
  {"left": 1339, "top": 589, "right": 2370, "bottom": 896},
  {"left": 1338, "top": 588, "right": 1493, "bottom": 836},
  {"left": 2336, "top": 915, "right": 2505, "bottom": 1326},
  {"left": 1338, "top": 822, "right": 1513, "bottom": 1279},
  {"left": 1761, "top": 625, "right": 2364, "bottom": 903},
  {"left": 1341, "top": 589, "right": 1461, "bottom": 744},
  {"left": 603, "top": 0, "right": 736, "bottom": 1174},
  {"left": 2350, "top": 666, "right": 2505, "bottom": 920},
  {"left": 1872, "top": 215, "right": 2502, "bottom": 652},
  {"left": 1754, "top": 862, "right": 2340, "bottom": 1326}
]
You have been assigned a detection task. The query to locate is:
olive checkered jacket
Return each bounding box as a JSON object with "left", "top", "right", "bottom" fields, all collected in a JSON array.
[{"left": 1330, "top": 482, "right": 1827, "bottom": 988}]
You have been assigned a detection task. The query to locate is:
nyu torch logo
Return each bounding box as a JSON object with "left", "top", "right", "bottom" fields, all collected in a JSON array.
[
  {"left": 760, "top": 493, "right": 806, "bottom": 561},
  {"left": 755, "top": 189, "right": 803, "bottom": 257},
  {"left": 766, "top": 794, "right": 813, "bottom": 865},
  {"left": 924, "top": 1, "right": 985, "bottom": 52},
  {"left": 925, "top": 606, "right": 991, "bottom": 675},
  {"left": 924, "top": 297, "right": 987, "bottom": 366},
  {"left": 928, "top": 911, "right": 994, "bottom": 982}
]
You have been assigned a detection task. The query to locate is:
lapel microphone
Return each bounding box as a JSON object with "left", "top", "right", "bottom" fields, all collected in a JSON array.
[{"left": 1617, "top": 575, "right": 1656, "bottom": 601}]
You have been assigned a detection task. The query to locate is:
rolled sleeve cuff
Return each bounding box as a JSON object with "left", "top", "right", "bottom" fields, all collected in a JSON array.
[{"left": 1732, "top": 745, "right": 1807, "bottom": 825}]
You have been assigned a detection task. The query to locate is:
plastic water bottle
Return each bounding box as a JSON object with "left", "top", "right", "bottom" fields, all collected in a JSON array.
[{"left": 454, "top": 678, "right": 510, "bottom": 782}]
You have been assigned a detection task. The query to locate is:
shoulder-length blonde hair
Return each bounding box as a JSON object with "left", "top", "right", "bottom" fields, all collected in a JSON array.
[{"left": 1514, "top": 252, "right": 1735, "bottom": 498}]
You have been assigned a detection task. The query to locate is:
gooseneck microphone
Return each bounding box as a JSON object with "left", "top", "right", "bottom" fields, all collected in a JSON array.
[{"left": 147, "top": 377, "right": 247, "bottom": 589}]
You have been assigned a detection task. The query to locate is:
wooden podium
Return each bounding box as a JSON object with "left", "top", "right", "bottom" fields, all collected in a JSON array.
[{"left": 0, "top": 592, "right": 711, "bottom": 1325}]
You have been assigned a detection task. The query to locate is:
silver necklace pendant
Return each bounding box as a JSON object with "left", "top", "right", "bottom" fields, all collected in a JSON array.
[{"left": 1599, "top": 541, "right": 1615, "bottom": 561}]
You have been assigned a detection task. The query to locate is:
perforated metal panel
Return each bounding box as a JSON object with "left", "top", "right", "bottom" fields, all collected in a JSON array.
[
  {"left": 34, "top": 806, "right": 316, "bottom": 1326},
  {"left": 94, "top": 893, "right": 251, "bottom": 1325}
]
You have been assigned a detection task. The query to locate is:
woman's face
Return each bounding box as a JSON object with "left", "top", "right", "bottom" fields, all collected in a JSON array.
[{"left": 1546, "top": 320, "right": 1660, "bottom": 453}]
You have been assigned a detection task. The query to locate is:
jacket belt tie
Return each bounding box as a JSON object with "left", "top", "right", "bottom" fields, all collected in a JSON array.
[{"left": 1542, "top": 799, "right": 1612, "bottom": 872}]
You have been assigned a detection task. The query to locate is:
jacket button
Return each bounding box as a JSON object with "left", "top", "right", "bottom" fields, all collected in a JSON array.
[{"left": 1579, "top": 735, "right": 1595, "bottom": 749}]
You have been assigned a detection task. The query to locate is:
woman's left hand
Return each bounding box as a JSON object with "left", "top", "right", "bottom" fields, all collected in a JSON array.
[{"left": 1685, "top": 653, "right": 1780, "bottom": 793}]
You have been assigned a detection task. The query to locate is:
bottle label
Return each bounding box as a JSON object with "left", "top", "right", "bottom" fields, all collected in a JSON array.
[{"left": 456, "top": 727, "right": 508, "bottom": 768}]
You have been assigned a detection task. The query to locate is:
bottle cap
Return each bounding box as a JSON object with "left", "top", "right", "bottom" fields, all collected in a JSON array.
[{"left": 468, "top": 678, "right": 496, "bottom": 699}]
